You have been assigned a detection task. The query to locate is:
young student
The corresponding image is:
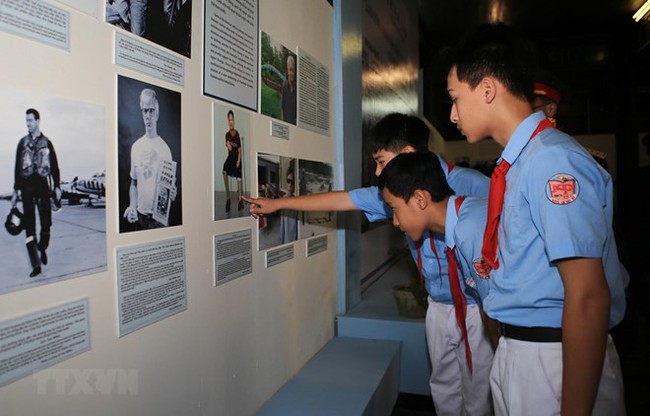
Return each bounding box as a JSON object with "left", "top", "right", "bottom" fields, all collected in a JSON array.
[
  {"left": 243, "top": 113, "right": 494, "bottom": 415},
  {"left": 378, "top": 151, "right": 499, "bottom": 349},
  {"left": 447, "top": 23, "right": 627, "bottom": 415}
]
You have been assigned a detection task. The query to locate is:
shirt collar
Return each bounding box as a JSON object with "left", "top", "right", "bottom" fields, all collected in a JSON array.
[
  {"left": 500, "top": 111, "right": 547, "bottom": 165},
  {"left": 444, "top": 196, "right": 459, "bottom": 250}
]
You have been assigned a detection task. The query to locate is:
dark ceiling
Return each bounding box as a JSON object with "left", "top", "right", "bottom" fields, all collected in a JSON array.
[{"left": 417, "top": 0, "right": 650, "bottom": 141}]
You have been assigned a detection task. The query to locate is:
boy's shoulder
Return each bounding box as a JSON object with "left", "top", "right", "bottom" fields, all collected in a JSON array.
[
  {"left": 447, "top": 165, "right": 490, "bottom": 196},
  {"left": 522, "top": 128, "right": 588, "bottom": 163},
  {"left": 457, "top": 196, "right": 488, "bottom": 223},
  {"left": 348, "top": 185, "right": 392, "bottom": 222}
]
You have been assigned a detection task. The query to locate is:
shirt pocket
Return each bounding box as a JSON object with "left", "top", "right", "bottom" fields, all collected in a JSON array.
[{"left": 501, "top": 195, "right": 525, "bottom": 253}]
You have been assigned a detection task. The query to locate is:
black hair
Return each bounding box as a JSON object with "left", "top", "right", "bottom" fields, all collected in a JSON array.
[
  {"left": 369, "top": 113, "right": 430, "bottom": 154},
  {"left": 26, "top": 108, "right": 40, "bottom": 120},
  {"left": 449, "top": 23, "right": 538, "bottom": 102},
  {"left": 227, "top": 110, "right": 234, "bottom": 118},
  {"left": 378, "top": 151, "right": 454, "bottom": 203}
]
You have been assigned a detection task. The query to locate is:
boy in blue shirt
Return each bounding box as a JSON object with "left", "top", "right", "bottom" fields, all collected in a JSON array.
[
  {"left": 378, "top": 151, "right": 498, "bottom": 346},
  {"left": 243, "top": 113, "right": 494, "bottom": 415},
  {"left": 447, "top": 23, "right": 626, "bottom": 415}
]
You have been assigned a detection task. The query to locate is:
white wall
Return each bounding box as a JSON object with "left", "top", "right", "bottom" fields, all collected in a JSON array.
[{"left": 0, "top": 1, "right": 336, "bottom": 415}]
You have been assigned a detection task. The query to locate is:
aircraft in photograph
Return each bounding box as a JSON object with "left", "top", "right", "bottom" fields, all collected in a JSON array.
[{"left": 61, "top": 171, "right": 105, "bottom": 206}]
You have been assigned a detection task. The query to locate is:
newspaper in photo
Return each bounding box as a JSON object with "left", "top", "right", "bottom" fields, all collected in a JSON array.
[{"left": 152, "top": 159, "right": 176, "bottom": 226}]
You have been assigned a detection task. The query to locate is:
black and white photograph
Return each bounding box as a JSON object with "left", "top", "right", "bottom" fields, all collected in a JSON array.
[
  {"left": 297, "top": 158, "right": 334, "bottom": 239},
  {"left": 257, "top": 153, "right": 297, "bottom": 250},
  {"left": 213, "top": 102, "right": 251, "bottom": 220},
  {"left": 118, "top": 75, "right": 182, "bottom": 233},
  {"left": 105, "top": 0, "right": 192, "bottom": 58},
  {"left": 0, "top": 89, "right": 106, "bottom": 294}
]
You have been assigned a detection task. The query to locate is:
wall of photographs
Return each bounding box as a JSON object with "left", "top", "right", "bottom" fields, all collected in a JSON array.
[{"left": 0, "top": 0, "right": 336, "bottom": 414}]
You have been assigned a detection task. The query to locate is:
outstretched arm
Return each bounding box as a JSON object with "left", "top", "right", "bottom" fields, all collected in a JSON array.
[{"left": 242, "top": 191, "right": 357, "bottom": 215}]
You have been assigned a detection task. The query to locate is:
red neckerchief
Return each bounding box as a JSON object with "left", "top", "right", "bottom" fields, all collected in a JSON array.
[
  {"left": 481, "top": 118, "right": 554, "bottom": 270},
  {"left": 448, "top": 196, "right": 472, "bottom": 373},
  {"left": 446, "top": 160, "right": 454, "bottom": 173}
]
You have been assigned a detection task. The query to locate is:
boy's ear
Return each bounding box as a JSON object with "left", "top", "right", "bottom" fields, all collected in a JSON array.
[
  {"left": 412, "top": 189, "right": 429, "bottom": 209},
  {"left": 545, "top": 101, "right": 558, "bottom": 117},
  {"left": 401, "top": 144, "right": 417, "bottom": 154},
  {"left": 481, "top": 76, "right": 497, "bottom": 104}
]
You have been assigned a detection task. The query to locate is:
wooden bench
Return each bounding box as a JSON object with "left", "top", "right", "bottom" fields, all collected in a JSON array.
[{"left": 257, "top": 336, "right": 401, "bottom": 416}]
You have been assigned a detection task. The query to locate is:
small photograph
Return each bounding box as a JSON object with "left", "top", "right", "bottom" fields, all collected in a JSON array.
[
  {"left": 0, "top": 89, "right": 106, "bottom": 294},
  {"left": 105, "top": 0, "right": 193, "bottom": 58},
  {"left": 257, "top": 153, "right": 297, "bottom": 250},
  {"left": 117, "top": 75, "right": 182, "bottom": 233},
  {"left": 213, "top": 102, "right": 251, "bottom": 220},
  {"left": 297, "top": 159, "right": 335, "bottom": 239},
  {"left": 260, "top": 32, "right": 297, "bottom": 125}
]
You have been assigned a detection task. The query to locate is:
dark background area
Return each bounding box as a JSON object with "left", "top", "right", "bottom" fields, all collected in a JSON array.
[{"left": 418, "top": 0, "right": 650, "bottom": 141}]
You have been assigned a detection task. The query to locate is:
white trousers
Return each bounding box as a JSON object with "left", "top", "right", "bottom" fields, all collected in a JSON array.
[
  {"left": 490, "top": 334, "right": 625, "bottom": 416},
  {"left": 426, "top": 297, "right": 495, "bottom": 416}
]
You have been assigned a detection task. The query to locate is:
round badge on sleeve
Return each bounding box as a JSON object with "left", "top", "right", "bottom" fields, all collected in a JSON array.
[{"left": 546, "top": 173, "right": 579, "bottom": 204}]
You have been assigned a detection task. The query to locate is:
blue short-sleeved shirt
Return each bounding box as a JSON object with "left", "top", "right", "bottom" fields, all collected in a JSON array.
[
  {"left": 446, "top": 196, "right": 490, "bottom": 304},
  {"left": 483, "top": 111, "right": 626, "bottom": 328},
  {"left": 349, "top": 154, "right": 490, "bottom": 304}
]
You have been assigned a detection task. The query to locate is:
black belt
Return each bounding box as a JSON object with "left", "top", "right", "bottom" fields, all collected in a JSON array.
[{"left": 499, "top": 323, "right": 562, "bottom": 343}]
